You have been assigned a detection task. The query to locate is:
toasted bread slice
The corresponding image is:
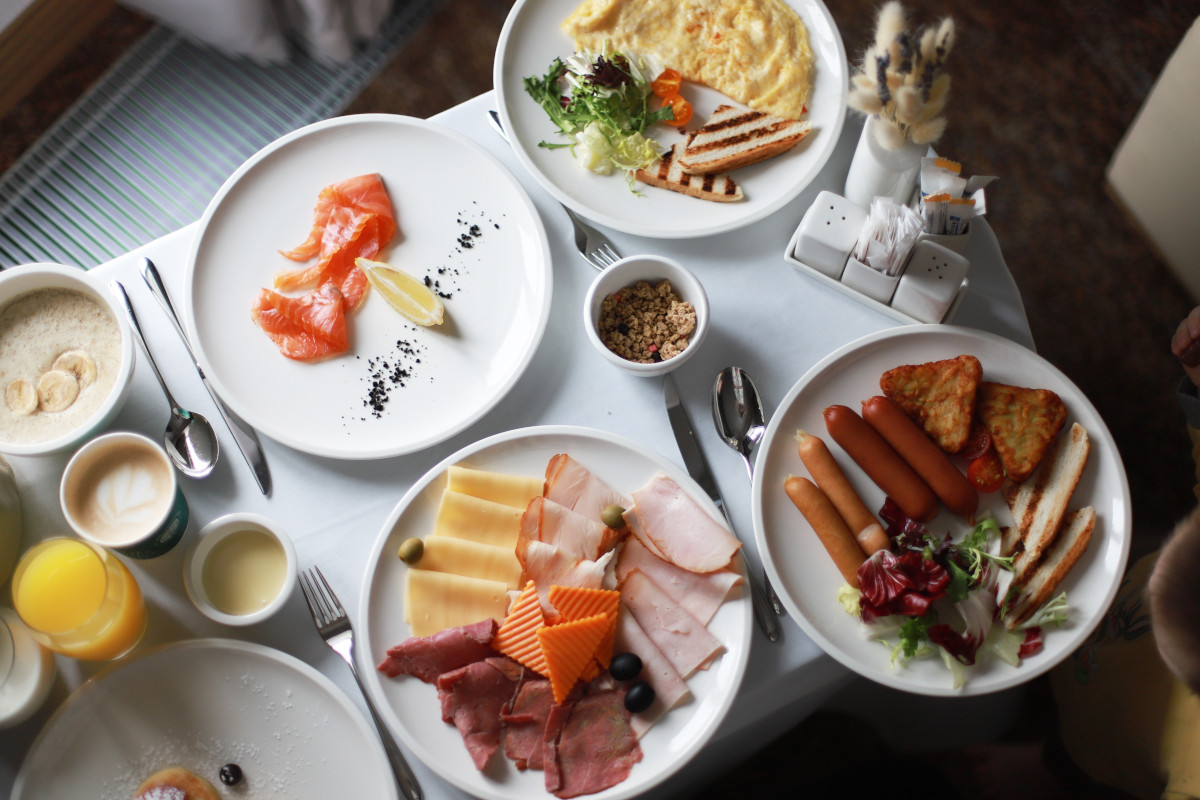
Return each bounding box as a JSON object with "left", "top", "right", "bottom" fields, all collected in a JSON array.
[
  {"left": 634, "top": 142, "right": 744, "bottom": 202},
  {"left": 678, "top": 104, "right": 812, "bottom": 174},
  {"left": 976, "top": 382, "right": 1068, "bottom": 481},
  {"left": 879, "top": 355, "right": 982, "bottom": 453},
  {"left": 1005, "top": 506, "right": 1096, "bottom": 628},
  {"left": 1003, "top": 422, "right": 1090, "bottom": 575}
]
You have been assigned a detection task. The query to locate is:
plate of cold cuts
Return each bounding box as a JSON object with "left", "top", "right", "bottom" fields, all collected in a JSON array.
[
  {"left": 357, "top": 425, "right": 752, "bottom": 799},
  {"left": 751, "top": 325, "right": 1132, "bottom": 696}
]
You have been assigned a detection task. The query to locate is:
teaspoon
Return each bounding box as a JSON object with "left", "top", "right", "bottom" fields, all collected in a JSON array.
[
  {"left": 712, "top": 366, "right": 786, "bottom": 615},
  {"left": 111, "top": 280, "right": 219, "bottom": 478}
]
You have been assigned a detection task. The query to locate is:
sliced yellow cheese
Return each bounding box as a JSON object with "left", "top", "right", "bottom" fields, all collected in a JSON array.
[
  {"left": 447, "top": 465, "right": 543, "bottom": 509},
  {"left": 404, "top": 570, "right": 509, "bottom": 638},
  {"left": 418, "top": 535, "right": 523, "bottom": 589},
  {"left": 433, "top": 489, "right": 524, "bottom": 549}
]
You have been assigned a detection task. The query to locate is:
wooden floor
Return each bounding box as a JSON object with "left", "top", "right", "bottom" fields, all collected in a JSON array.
[{"left": 3, "top": 1, "right": 1200, "bottom": 795}]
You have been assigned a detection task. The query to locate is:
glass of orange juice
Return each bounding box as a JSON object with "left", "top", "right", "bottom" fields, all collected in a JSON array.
[{"left": 11, "top": 538, "right": 146, "bottom": 661}]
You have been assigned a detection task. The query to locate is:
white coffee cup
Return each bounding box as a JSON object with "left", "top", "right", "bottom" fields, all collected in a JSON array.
[{"left": 60, "top": 431, "right": 189, "bottom": 559}]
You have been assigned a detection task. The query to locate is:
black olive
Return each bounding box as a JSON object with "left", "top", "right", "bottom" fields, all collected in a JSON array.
[
  {"left": 218, "top": 763, "right": 243, "bottom": 786},
  {"left": 624, "top": 681, "right": 654, "bottom": 714},
  {"left": 609, "top": 652, "right": 642, "bottom": 681}
]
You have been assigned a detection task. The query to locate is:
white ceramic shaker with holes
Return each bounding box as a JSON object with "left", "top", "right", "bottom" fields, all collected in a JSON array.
[
  {"left": 891, "top": 241, "right": 970, "bottom": 323},
  {"left": 789, "top": 191, "right": 868, "bottom": 279}
]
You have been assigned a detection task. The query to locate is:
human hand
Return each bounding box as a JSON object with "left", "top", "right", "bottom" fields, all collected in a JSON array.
[{"left": 1171, "top": 306, "right": 1200, "bottom": 388}]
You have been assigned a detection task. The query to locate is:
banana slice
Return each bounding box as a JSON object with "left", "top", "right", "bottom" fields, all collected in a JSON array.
[
  {"left": 4, "top": 379, "right": 38, "bottom": 415},
  {"left": 36, "top": 369, "right": 80, "bottom": 412},
  {"left": 52, "top": 349, "right": 97, "bottom": 388}
]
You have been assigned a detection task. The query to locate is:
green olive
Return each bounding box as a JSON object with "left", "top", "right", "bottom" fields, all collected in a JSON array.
[
  {"left": 397, "top": 537, "right": 424, "bottom": 565},
  {"left": 601, "top": 504, "right": 627, "bottom": 529}
]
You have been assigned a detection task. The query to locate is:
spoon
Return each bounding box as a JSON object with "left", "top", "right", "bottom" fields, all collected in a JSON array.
[
  {"left": 111, "top": 280, "right": 219, "bottom": 478},
  {"left": 712, "top": 366, "right": 786, "bottom": 616}
]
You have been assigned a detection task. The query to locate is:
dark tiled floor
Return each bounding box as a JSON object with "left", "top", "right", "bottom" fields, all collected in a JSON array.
[{"left": 4, "top": 0, "right": 1200, "bottom": 796}]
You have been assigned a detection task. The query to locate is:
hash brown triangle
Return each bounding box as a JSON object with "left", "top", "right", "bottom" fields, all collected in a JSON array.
[
  {"left": 976, "top": 381, "right": 1068, "bottom": 482},
  {"left": 879, "top": 354, "right": 982, "bottom": 453}
]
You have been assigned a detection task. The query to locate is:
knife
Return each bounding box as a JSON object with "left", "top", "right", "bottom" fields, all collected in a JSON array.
[
  {"left": 663, "top": 374, "right": 780, "bottom": 642},
  {"left": 140, "top": 258, "right": 273, "bottom": 496}
]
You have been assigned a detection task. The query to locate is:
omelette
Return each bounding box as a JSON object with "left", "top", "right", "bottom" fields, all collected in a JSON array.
[{"left": 562, "top": 0, "right": 815, "bottom": 121}]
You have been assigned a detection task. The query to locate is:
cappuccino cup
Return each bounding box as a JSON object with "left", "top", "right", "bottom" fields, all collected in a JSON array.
[{"left": 60, "top": 431, "right": 189, "bottom": 559}]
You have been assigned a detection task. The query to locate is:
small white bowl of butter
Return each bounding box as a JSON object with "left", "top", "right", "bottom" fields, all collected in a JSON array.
[{"left": 183, "top": 513, "right": 296, "bottom": 627}]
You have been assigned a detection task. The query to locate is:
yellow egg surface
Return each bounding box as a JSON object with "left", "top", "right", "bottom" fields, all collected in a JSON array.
[{"left": 562, "top": 0, "right": 815, "bottom": 121}]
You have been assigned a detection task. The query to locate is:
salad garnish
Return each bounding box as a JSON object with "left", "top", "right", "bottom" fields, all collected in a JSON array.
[
  {"left": 523, "top": 49, "right": 678, "bottom": 184},
  {"left": 840, "top": 499, "right": 1069, "bottom": 689}
]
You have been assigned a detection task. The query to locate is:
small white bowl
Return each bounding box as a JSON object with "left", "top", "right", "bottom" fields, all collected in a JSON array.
[
  {"left": 0, "top": 263, "right": 135, "bottom": 456},
  {"left": 583, "top": 254, "right": 710, "bottom": 377},
  {"left": 183, "top": 513, "right": 297, "bottom": 627}
]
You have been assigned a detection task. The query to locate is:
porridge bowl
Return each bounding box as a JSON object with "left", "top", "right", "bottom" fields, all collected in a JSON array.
[
  {"left": 0, "top": 263, "right": 135, "bottom": 456},
  {"left": 583, "top": 254, "right": 710, "bottom": 377}
]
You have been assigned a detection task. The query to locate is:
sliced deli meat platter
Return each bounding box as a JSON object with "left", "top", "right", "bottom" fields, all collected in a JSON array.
[
  {"left": 358, "top": 426, "right": 752, "bottom": 800},
  {"left": 752, "top": 326, "right": 1132, "bottom": 696}
]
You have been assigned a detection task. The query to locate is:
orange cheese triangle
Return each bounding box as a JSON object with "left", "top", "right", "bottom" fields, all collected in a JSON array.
[
  {"left": 493, "top": 580, "right": 548, "bottom": 676},
  {"left": 537, "top": 613, "right": 610, "bottom": 704}
]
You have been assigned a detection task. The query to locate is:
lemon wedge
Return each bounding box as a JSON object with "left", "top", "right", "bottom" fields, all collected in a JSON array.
[{"left": 357, "top": 258, "right": 444, "bottom": 326}]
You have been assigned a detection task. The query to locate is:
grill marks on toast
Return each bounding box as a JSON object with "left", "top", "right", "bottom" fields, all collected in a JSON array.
[
  {"left": 679, "top": 104, "right": 812, "bottom": 174},
  {"left": 634, "top": 142, "right": 744, "bottom": 202}
]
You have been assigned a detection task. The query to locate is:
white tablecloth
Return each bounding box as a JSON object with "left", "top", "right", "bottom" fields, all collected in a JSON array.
[{"left": 0, "top": 91, "right": 1032, "bottom": 797}]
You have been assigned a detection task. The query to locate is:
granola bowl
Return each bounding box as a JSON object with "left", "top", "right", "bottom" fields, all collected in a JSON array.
[{"left": 583, "top": 254, "right": 709, "bottom": 377}]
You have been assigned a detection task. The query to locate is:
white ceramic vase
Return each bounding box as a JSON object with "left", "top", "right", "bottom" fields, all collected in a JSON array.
[{"left": 843, "top": 116, "right": 926, "bottom": 207}]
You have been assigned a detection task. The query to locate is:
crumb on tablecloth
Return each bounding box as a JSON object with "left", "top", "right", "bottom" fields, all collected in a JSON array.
[{"left": 598, "top": 280, "right": 696, "bottom": 363}]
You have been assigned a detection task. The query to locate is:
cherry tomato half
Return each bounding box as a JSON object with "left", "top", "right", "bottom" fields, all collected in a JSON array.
[
  {"left": 962, "top": 422, "right": 992, "bottom": 460},
  {"left": 967, "top": 449, "right": 1005, "bottom": 493},
  {"left": 651, "top": 68, "right": 683, "bottom": 98},
  {"left": 660, "top": 92, "right": 693, "bottom": 127}
]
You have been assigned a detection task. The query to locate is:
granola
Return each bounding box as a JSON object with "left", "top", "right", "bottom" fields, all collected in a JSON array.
[{"left": 598, "top": 280, "right": 696, "bottom": 363}]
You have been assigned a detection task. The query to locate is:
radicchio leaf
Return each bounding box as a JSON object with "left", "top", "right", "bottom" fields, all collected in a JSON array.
[{"left": 857, "top": 549, "right": 951, "bottom": 622}]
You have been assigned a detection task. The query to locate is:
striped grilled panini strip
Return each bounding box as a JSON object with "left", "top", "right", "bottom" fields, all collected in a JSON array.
[
  {"left": 680, "top": 104, "right": 812, "bottom": 174},
  {"left": 635, "top": 143, "right": 743, "bottom": 202}
]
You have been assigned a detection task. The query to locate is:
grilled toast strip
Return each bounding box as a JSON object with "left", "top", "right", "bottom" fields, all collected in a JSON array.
[
  {"left": 1005, "top": 506, "right": 1096, "bottom": 628},
  {"left": 1003, "top": 422, "right": 1090, "bottom": 572},
  {"left": 633, "top": 142, "right": 744, "bottom": 203},
  {"left": 679, "top": 104, "right": 811, "bottom": 174}
]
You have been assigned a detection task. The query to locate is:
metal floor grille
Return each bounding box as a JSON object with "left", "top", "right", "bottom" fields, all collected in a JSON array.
[{"left": 0, "top": 0, "right": 436, "bottom": 269}]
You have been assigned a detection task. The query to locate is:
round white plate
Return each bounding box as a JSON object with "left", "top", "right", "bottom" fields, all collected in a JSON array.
[
  {"left": 752, "top": 326, "right": 1132, "bottom": 696},
  {"left": 493, "top": 0, "right": 847, "bottom": 239},
  {"left": 185, "top": 114, "right": 552, "bottom": 459},
  {"left": 12, "top": 639, "right": 397, "bottom": 799},
  {"left": 358, "top": 425, "right": 752, "bottom": 800}
]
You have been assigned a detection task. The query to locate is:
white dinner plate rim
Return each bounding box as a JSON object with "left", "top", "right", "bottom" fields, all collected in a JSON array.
[
  {"left": 492, "top": 0, "right": 847, "bottom": 239},
  {"left": 751, "top": 325, "right": 1133, "bottom": 697},
  {"left": 183, "top": 113, "right": 553, "bottom": 460},
  {"left": 357, "top": 423, "right": 753, "bottom": 800},
  {"left": 12, "top": 637, "right": 398, "bottom": 799}
]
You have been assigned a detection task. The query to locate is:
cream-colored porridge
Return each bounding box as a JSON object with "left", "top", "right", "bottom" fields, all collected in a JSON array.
[{"left": 0, "top": 288, "right": 121, "bottom": 445}]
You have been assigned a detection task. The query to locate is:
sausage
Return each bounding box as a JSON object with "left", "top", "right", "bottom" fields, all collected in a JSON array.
[
  {"left": 794, "top": 429, "right": 890, "bottom": 555},
  {"left": 860, "top": 396, "right": 979, "bottom": 520},
  {"left": 784, "top": 475, "right": 866, "bottom": 587},
  {"left": 823, "top": 404, "right": 939, "bottom": 522}
]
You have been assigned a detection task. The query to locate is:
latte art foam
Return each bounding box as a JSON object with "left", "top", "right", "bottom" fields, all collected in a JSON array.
[{"left": 66, "top": 442, "right": 172, "bottom": 544}]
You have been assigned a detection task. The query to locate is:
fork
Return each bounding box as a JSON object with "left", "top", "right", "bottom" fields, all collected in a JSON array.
[
  {"left": 299, "top": 567, "right": 423, "bottom": 800},
  {"left": 486, "top": 109, "right": 621, "bottom": 270}
]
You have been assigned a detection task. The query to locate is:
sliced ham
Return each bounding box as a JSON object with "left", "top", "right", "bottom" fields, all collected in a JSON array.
[
  {"left": 543, "top": 690, "right": 642, "bottom": 799},
  {"left": 376, "top": 618, "right": 498, "bottom": 682},
  {"left": 616, "top": 536, "right": 741, "bottom": 626},
  {"left": 520, "top": 496, "right": 625, "bottom": 562},
  {"left": 501, "top": 678, "right": 555, "bottom": 770},
  {"left": 516, "top": 538, "right": 612, "bottom": 619},
  {"left": 620, "top": 569, "right": 724, "bottom": 679},
  {"left": 624, "top": 472, "right": 741, "bottom": 573},
  {"left": 544, "top": 454, "right": 630, "bottom": 521},
  {"left": 614, "top": 605, "right": 691, "bottom": 737},
  {"left": 436, "top": 657, "right": 521, "bottom": 770}
]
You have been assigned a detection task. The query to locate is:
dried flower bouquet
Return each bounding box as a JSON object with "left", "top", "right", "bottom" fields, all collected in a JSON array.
[{"left": 848, "top": 1, "right": 955, "bottom": 150}]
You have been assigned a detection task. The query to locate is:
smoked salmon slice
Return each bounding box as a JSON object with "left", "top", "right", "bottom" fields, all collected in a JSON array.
[
  {"left": 274, "top": 173, "right": 396, "bottom": 311},
  {"left": 250, "top": 283, "right": 348, "bottom": 360}
]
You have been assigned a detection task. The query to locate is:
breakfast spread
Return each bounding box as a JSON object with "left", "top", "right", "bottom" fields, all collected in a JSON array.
[
  {"left": 597, "top": 280, "right": 697, "bottom": 363},
  {"left": 380, "top": 454, "right": 741, "bottom": 796},
  {"left": 0, "top": 288, "right": 119, "bottom": 445},
  {"left": 785, "top": 353, "right": 1097, "bottom": 688}
]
